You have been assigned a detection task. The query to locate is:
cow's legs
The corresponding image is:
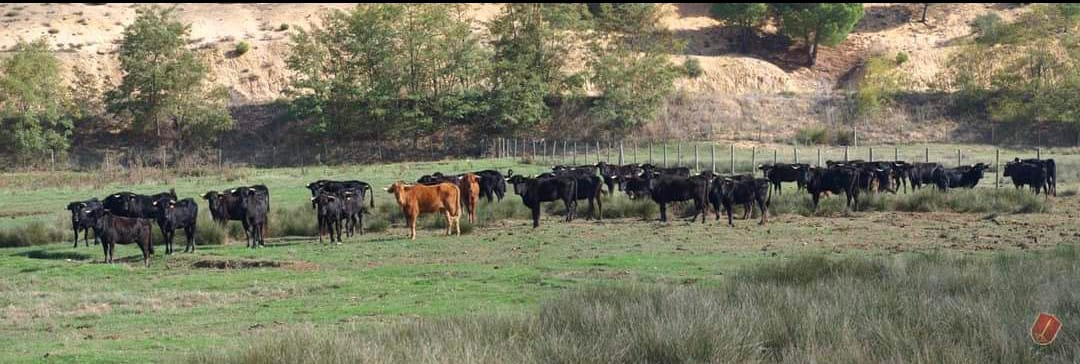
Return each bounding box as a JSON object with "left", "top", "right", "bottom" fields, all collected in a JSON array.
[
  {"left": 531, "top": 206, "right": 541, "bottom": 229},
  {"left": 73, "top": 226, "right": 80, "bottom": 248},
  {"left": 408, "top": 215, "right": 417, "bottom": 240},
  {"left": 445, "top": 211, "right": 453, "bottom": 236},
  {"left": 758, "top": 197, "right": 768, "bottom": 225},
  {"left": 659, "top": 202, "right": 667, "bottom": 222},
  {"left": 725, "top": 204, "right": 734, "bottom": 227},
  {"left": 102, "top": 241, "right": 110, "bottom": 263}
]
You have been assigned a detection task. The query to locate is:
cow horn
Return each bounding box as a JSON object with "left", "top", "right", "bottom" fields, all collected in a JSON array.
[
  {"left": 310, "top": 197, "right": 315, "bottom": 201},
  {"left": 113, "top": 194, "right": 120, "bottom": 198},
  {"left": 153, "top": 201, "right": 158, "bottom": 206}
]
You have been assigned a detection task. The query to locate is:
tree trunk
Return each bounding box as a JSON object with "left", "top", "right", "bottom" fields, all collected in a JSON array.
[{"left": 807, "top": 42, "right": 817, "bottom": 67}]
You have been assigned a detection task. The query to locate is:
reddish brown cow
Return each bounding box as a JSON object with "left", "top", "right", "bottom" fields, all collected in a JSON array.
[
  {"left": 386, "top": 181, "right": 461, "bottom": 240},
  {"left": 460, "top": 173, "right": 481, "bottom": 223}
]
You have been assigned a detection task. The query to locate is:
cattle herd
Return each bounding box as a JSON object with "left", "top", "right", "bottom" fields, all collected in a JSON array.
[{"left": 62, "top": 157, "right": 1057, "bottom": 267}]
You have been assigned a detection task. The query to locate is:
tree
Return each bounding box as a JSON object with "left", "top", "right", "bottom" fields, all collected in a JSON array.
[
  {"left": 0, "top": 38, "right": 73, "bottom": 164},
  {"left": 285, "top": 4, "right": 489, "bottom": 144},
  {"left": 587, "top": 4, "right": 684, "bottom": 136},
  {"left": 106, "top": 5, "right": 233, "bottom": 151},
  {"left": 486, "top": 4, "right": 588, "bottom": 136},
  {"left": 773, "top": 3, "right": 864, "bottom": 66},
  {"left": 710, "top": 3, "right": 769, "bottom": 52}
]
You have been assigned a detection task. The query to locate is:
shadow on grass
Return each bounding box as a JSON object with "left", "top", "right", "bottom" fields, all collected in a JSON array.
[{"left": 15, "top": 249, "right": 93, "bottom": 261}]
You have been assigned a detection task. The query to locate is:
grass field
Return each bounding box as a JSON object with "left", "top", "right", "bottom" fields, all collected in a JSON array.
[{"left": 1, "top": 143, "right": 1078, "bottom": 363}]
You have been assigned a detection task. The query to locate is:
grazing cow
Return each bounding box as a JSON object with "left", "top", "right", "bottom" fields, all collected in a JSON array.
[
  {"left": 386, "top": 182, "right": 462, "bottom": 240},
  {"left": 629, "top": 174, "right": 710, "bottom": 223},
  {"left": 508, "top": 175, "right": 577, "bottom": 228},
  {"left": 758, "top": 163, "right": 809, "bottom": 195},
  {"left": 67, "top": 198, "right": 102, "bottom": 248},
  {"left": 710, "top": 177, "right": 770, "bottom": 226},
  {"left": 1013, "top": 158, "right": 1057, "bottom": 196},
  {"left": 153, "top": 197, "right": 198, "bottom": 254},
  {"left": 201, "top": 190, "right": 250, "bottom": 243},
  {"left": 312, "top": 192, "right": 344, "bottom": 243},
  {"left": 804, "top": 166, "right": 860, "bottom": 210},
  {"left": 234, "top": 187, "right": 269, "bottom": 248},
  {"left": 1004, "top": 160, "right": 1050, "bottom": 195},
  {"left": 934, "top": 163, "right": 989, "bottom": 190},
  {"left": 418, "top": 172, "right": 461, "bottom": 186},
  {"left": 90, "top": 210, "right": 153, "bottom": 267},
  {"left": 553, "top": 165, "right": 599, "bottom": 177},
  {"left": 339, "top": 188, "right": 366, "bottom": 237},
  {"left": 473, "top": 170, "right": 508, "bottom": 202},
  {"left": 909, "top": 163, "right": 944, "bottom": 190},
  {"left": 553, "top": 169, "right": 604, "bottom": 220},
  {"left": 459, "top": 173, "right": 481, "bottom": 223},
  {"left": 306, "top": 180, "right": 373, "bottom": 208}
]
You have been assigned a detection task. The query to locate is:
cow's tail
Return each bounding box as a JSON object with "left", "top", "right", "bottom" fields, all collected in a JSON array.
[{"left": 366, "top": 185, "right": 375, "bottom": 208}]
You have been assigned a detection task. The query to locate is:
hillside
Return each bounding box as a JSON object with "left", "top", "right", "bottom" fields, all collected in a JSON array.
[{"left": 0, "top": 3, "right": 1034, "bottom": 146}]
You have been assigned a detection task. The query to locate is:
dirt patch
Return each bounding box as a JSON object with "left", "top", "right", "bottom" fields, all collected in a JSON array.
[{"left": 192, "top": 258, "right": 318, "bottom": 271}]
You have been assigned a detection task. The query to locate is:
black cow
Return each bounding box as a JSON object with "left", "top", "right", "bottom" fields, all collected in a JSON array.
[
  {"left": 90, "top": 210, "right": 153, "bottom": 267},
  {"left": 312, "top": 192, "right": 343, "bottom": 244},
  {"left": 804, "top": 166, "right": 860, "bottom": 210},
  {"left": 306, "top": 181, "right": 372, "bottom": 208},
  {"left": 340, "top": 188, "right": 366, "bottom": 237},
  {"left": 153, "top": 197, "right": 198, "bottom": 254},
  {"left": 909, "top": 163, "right": 944, "bottom": 190},
  {"left": 596, "top": 162, "right": 643, "bottom": 194},
  {"left": 67, "top": 198, "right": 102, "bottom": 248},
  {"left": 201, "top": 190, "right": 249, "bottom": 242},
  {"left": 234, "top": 187, "right": 269, "bottom": 248},
  {"left": 758, "top": 163, "right": 809, "bottom": 195},
  {"left": 552, "top": 169, "right": 604, "bottom": 220},
  {"left": 627, "top": 174, "right": 710, "bottom": 223},
  {"left": 474, "top": 170, "right": 508, "bottom": 202},
  {"left": 508, "top": 174, "right": 577, "bottom": 228},
  {"left": 710, "top": 177, "right": 770, "bottom": 226},
  {"left": 553, "top": 165, "right": 599, "bottom": 177},
  {"left": 102, "top": 190, "right": 177, "bottom": 254},
  {"left": 1013, "top": 158, "right": 1056, "bottom": 196},
  {"left": 887, "top": 161, "right": 914, "bottom": 193},
  {"left": 1004, "top": 161, "right": 1050, "bottom": 195},
  {"left": 934, "top": 163, "right": 989, "bottom": 190},
  {"left": 642, "top": 164, "right": 691, "bottom": 178},
  {"left": 418, "top": 172, "right": 461, "bottom": 186}
]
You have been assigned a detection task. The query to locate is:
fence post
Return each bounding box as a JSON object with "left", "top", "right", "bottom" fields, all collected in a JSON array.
[
  {"left": 563, "top": 140, "right": 568, "bottom": 164},
  {"left": 925, "top": 147, "right": 929, "bottom": 163},
  {"left": 649, "top": 142, "right": 654, "bottom": 164},
  {"left": 844, "top": 146, "right": 849, "bottom": 162},
  {"left": 656, "top": 141, "right": 665, "bottom": 167},
  {"left": 794, "top": 146, "right": 799, "bottom": 164},
  {"left": 730, "top": 144, "right": 735, "bottom": 174},
  {"left": 584, "top": 142, "right": 589, "bottom": 164},
  {"left": 995, "top": 149, "right": 1000, "bottom": 189},
  {"left": 751, "top": 146, "right": 756, "bottom": 177},
  {"left": 694, "top": 144, "right": 699, "bottom": 171},
  {"left": 1036, "top": 147, "right": 1041, "bottom": 159},
  {"left": 772, "top": 149, "right": 777, "bottom": 165},
  {"left": 677, "top": 143, "right": 682, "bottom": 167},
  {"left": 573, "top": 141, "right": 578, "bottom": 165},
  {"left": 957, "top": 149, "right": 962, "bottom": 167},
  {"left": 869, "top": 147, "right": 874, "bottom": 162},
  {"left": 622, "top": 140, "right": 630, "bottom": 164},
  {"left": 853, "top": 126, "right": 858, "bottom": 149},
  {"left": 816, "top": 148, "right": 821, "bottom": 167},
  {"left": 710, "top": 144, "right": 716, "bottom": 171},
  {"left": 894, "top": 147, "right": 899, "bottom": 161},
  {"left": 599, "top": 140, "right": 604, "bottom": 163}
]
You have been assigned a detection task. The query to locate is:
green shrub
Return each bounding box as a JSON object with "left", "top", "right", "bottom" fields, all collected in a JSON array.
[
  {"left": 0, "top": 221, "right": 68, "bottom": 248},
  {"left": 795, "top": 126, "right": 830, "bottom": 145},
  {"left": 895, "top": 51, "right": 908, "bottom": 65},
  {"left": 683, "top": 57, "right": 703, "bottom": 79},
  {"left": 269, "top": 204, "right": 317, "bottom": 237},
  {"left": 278, "top": 23, "right": 289, "bottom": 31},
  {"left": 234, "top": 41, "right": 250, "bottom": 56}
]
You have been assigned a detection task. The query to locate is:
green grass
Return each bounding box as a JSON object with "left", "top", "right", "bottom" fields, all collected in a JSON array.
[
  {"left": 189, "top": 247, "right": 1080, "bottom": 363},
  {"left": 0, "top": 143, "right": 1077, "bottom": 362}
]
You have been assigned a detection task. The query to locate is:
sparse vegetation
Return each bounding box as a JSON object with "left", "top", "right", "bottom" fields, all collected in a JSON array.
[
  {"left": 278, "top": 23, "right": 289, "bottom": 31},
  {"left": 190, "top": 248, "right": 1080, "bottom": 363},
  {"left": 682, "top": 57, "right": 703, "bottom": 78},
  {"left": 234, "top": 40, "right": 250, "bottom": 55}
]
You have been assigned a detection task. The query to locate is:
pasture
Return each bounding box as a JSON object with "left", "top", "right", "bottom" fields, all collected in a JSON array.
[{"left": 1, "top": 143, "right": 1079, "bottom": 363}]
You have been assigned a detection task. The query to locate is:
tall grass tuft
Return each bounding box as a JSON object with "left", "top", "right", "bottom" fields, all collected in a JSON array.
[
  {"left": 768, "top": 188, "right": 1049, "bottom": 216},
  {"left": 0, "top": 221, "right": 68, "bottom": 248},
  {"left": 190, "top": 248, "right": 1080, "bottom": 363}
]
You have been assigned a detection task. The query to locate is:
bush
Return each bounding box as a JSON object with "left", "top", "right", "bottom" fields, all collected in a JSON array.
[
  {"left": 795, "top": 126, "right": 830, "bottom": 145},
  {"left": 278, "top": 23, "right": 289, "bottom": 31},
  {"left": 0, "top": 221, "right": 68, "bottom": 248},
  {"left": 972, "top": 13, "right": 1006, "bottom": 44},
  {"left": 190, "top": 248, "right": 1080, "bottom": 363},
  {"left": 895, "top": 51, "right": 908, "bottom": 65},
  {"left": 683, "top": 57, "right": 703, "bottom": 79},
  {"left": 234, "top": 41, "right": 250, "bottom": 56}
]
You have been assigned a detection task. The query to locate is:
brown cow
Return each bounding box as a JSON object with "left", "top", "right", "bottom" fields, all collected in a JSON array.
[
  {"left": 459, "top": 173, "right": 481, "bottom": 223},
  {"left": 386, "top": 181, "right": 461, "bottom": 240}
]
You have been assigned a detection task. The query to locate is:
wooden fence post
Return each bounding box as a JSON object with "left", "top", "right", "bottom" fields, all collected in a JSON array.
[
  {"left": 573, "top": 141, "right": 578, "bottom": 165},
  {"left": 750, "top": 146, "right": 756, "bottom": 176},
  {"left": 772, "top": 149, "right": 777, "bottom": 165},
  {"left": 844, "top": 146, "right": 849, "bottom": 162},
  {"left": 794, "top": 146, "right": 799, "bottom": 164},
  {"left": 677, "top": 143, "right": 682, "bottom": 167},
  {"left": 694, "top": 144, "right": 699, "bottom": 171},
  {"left": 995, "top": 149, "right": 1000, "bottom": 189},
  {"left": 869, "top": 147, "right": 874, "bottom": 162},
  {"left": 656, "top": 141, "right": 665, "bottom": 167},
  {"left": 619, "top": 141, "right": 625, "bottom": 165},
  {"left": 925, "top": 147, "right": 929, "bottom": 163},
  {"left": 894, "top": 147, "right": 899, "bottom": 161},
  {"left": 730, "top": 144, "right": 735, "bottom": 174},
  {"left": 710, "top": 144, "right": 716, "bottom": 171},
  {"left": 816, "top": 148, "right": 821, "bottom": 167},
  {"left": 957, "top": 149, "right": 961, "bottom": 167},
  {"left": 1036, "top": 147, "right": 1041, "bottom": 159},
  {"left": 649, "top": 142, "right": 654, "bottom": 164}
]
